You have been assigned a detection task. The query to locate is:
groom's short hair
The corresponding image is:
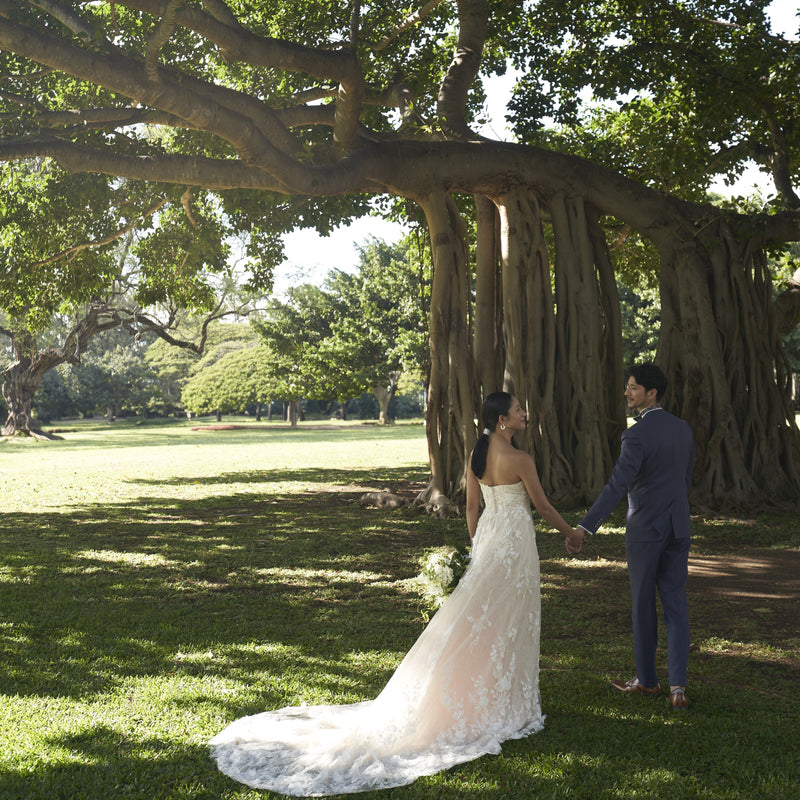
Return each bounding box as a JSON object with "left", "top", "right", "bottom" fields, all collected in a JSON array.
[{"left": 629, "top": 363, "right": 668, "bottom": 401}]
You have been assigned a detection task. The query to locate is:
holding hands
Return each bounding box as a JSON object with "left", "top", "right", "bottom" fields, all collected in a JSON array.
[{"left": 565, "top": 526, "right": 585, "bottom": 555}]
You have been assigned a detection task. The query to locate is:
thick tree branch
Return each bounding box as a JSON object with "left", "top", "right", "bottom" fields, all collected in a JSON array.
[
  {"left": 0, "top": 14, "right": 307, "bottom": 181},
  {"left": 131, "top": 303, "right": 241, "bottom": 355},
  {"left": 27, "top": 0, "right": 102, "bottom": 44},
  {"left": 4, "top": 106, "right": 198, "bottom": 132},
  {"left": 199, "top": 0, "right": 242, "bottom": 30},
  {"left": 0, "top": 137, "right": 283, "bottom": 189},
  {"left": 437, "top": 0, "right": 488, "bottom": 140},
  {"left": 118, "top": 0, "right": 362, "bottom": 85},
  {"left": 145, "top": 0, "right": 181, "bottom": 83},
  {"left": 759, "top": 98, "right": 800, "bottom": 209},
  {"left": 120, "top": 0, "right": 366, "bottom": 150},
  {"left": 349, "top": 0, "right": 361, "bottom": 48}
]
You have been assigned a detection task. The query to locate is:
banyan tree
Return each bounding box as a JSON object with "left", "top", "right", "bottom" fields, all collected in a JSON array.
[{"left": 1, "top": 0, "right": 799, "bottom": 510}]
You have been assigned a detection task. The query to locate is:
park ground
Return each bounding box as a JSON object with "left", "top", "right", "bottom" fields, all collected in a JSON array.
[{"left": 0, "top": 418, "right": 798, "bottom": 800}]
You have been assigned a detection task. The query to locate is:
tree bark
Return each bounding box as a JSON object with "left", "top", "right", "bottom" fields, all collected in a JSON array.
[
  {"left": 1, "top": 359, "right": 60, "bottom": 439},
  {"left": 495, "top": 188, "right": 624, "bottom": 504},
  {"left": 473, "top": 195, "right": 504, "bottom": 395},
  {"left": 655, "top": 218, "right": 800, "bottom": 508},
  {"left": 551, "top": 194, "right": 626, "bottom": 502},
  {"left": 416, "top": 192, "right": 479, "bottom": 514},
  {"left": 1, "top": 328, "right": 68, "bottom": 439}
]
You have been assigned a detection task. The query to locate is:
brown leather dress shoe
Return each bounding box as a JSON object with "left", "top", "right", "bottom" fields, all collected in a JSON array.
[
  {"left": 611, "top": 676, "right": 662, "bottom": 697},
  {"left": 669, "top": 686, "right": 689, "bottom": 709}
]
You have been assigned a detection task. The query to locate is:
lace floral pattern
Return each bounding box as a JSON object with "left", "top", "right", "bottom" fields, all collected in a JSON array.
[{"left": 210, "top": 481, "right": 543, "bottom": 796}]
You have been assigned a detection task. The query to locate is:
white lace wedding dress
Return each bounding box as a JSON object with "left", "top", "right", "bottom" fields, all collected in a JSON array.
[{"left": 210, "top": 481, "right": 544, "bottom": 796}]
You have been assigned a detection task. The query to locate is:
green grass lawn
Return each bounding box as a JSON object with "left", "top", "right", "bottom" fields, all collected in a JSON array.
[{"left": 0, "top": 417, "right": 798, "bottom": 800}]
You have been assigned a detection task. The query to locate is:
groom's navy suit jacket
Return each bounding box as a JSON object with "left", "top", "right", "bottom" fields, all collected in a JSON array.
[{"left": 580, "top": 407, "right": 694, "bottom": 541}]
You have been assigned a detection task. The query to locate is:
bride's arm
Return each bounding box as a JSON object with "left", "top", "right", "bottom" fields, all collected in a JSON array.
[
  {"left": 466, "top": 457, "right": 481, "bottom": 542},
  {"left": 518, "top": 452, "right": 584, "bottom": 549}
]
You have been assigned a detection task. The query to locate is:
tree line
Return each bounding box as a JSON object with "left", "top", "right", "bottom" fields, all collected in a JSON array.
[{"left": 2, "top": 235, "right": 431, "bottom": 427}]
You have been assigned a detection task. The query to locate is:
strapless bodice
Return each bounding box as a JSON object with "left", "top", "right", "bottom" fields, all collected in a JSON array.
[{"left": 478, "top": 480, "right": 529, "bottom": 514}]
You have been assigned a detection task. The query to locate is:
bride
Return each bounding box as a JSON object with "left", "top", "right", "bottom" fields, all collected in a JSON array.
[{"left": 210, "top": 392, "right": 584, "bottom": 796}]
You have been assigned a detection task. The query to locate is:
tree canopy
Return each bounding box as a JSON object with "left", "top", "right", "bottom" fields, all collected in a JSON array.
[
  {"left": 511, "top": 1, "right": 800, "bottom": 202},
  {"left": 0, "top": 154, "right": 265, "bottom": 437}
]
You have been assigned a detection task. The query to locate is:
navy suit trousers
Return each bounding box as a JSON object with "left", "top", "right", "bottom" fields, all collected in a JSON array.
[{"left": 625, "top": 524, "right": 690, "bottom": 687}]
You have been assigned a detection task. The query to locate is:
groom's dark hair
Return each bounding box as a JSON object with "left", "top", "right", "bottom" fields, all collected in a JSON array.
[{"left": 629, "top": 363, "right": 668, "bottom": 401}]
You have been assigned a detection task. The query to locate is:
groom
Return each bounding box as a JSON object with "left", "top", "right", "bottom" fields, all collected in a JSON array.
[{"left": 578, "top": 364, "right": 694, "bottom": 709}]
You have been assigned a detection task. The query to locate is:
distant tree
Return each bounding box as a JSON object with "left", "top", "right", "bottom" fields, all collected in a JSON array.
[
  {"left": 0, "top": 161, "right": 260, "bottom": 438},
  {"left": 143, "top": 336, "right": 198, "bottom": 416},
  {"left": 31, "top": 367, "right": 73, "bottom": 424},
  {"left": 181, "top": 344, "right": 284, "bottom": 420},
  {"left": 147, "top": 320, "right": 261, "bottom": 417},
  {"left": 255, "top": 235, "right": 428, "bottom": 423},
  {"left": 325, "top": 236, "right": 429, "bottom": 422},
  {"left": 62, "top": 337, "right": 159, "bottom": 420}
]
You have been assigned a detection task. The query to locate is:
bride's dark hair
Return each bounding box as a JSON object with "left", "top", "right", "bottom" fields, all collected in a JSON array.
[{"left": 470, "top": 391, "right": 513, "bottom": 479}]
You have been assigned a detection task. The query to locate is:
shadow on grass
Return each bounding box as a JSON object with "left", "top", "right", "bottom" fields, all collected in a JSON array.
[
  {"left": 0, "top": 730, "right": 234, "bottom": 800},
  {"left": 4, "top": 701, "right": 797, "bottom": 800},
  {"left": 0, "top": 466, "right": 442, "bottom": 704},
  {"left": 4, "top": 476, "right": 797, "bottom": 708},
  {"left": 128, "top": 465, "right": 429, "bottom": 489}
]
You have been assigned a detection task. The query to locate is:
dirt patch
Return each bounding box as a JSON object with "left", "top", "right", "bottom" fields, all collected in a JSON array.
[
  {"left": 689, "top": 550, "right": 800, "bottom": 603},
  {"left": 686, "top": 548, "right": 800, "bottom": 651},
  {"left": 190, "top": 424, "right": 255, "bottom": 431}
]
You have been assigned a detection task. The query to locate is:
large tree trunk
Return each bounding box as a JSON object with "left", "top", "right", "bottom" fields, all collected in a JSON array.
[
  {"left": 495, "top": 187, "right": 572, "bottom": 498},
  {"left": 1, "top": 360, "right": 58, "bottom": 439},
  {"left": 417, "top": 192, "right": 479, "bottom": 515},
  {"left": 550, "top": 193, "right": 625, "bottom": 502},
  {"left": 473, "top": 195, "right": 504, "bottom": 394},
  {"left": 416, "top": 186, "right": 626, "bottom": 511},
  {"left": 655, "top": 218, "right": 800, "bottom": 508},
  {"left": 1, "top": 330, "right": 63, "bottom": 440},
  {"left": 495, "top": 189, "right": 624, "bottom": 504}
]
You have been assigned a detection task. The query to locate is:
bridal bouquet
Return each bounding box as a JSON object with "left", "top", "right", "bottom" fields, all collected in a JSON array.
[{"left": 415, "top": 544, "right": 471, "bottom": 614}]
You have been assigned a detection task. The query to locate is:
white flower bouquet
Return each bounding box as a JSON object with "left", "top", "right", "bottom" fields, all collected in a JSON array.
[{"left": 415, "top": 543, "right": 471, "bottom": 614}]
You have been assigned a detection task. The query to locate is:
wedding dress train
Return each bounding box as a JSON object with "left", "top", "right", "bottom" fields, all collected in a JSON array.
[{"left": 210, "top": 481, "right": 544, "bottom": 796}]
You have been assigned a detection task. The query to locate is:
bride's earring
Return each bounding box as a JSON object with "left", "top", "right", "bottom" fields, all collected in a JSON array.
[{"left": 500, "top": 423, "right": 506, "bottom": 430}]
